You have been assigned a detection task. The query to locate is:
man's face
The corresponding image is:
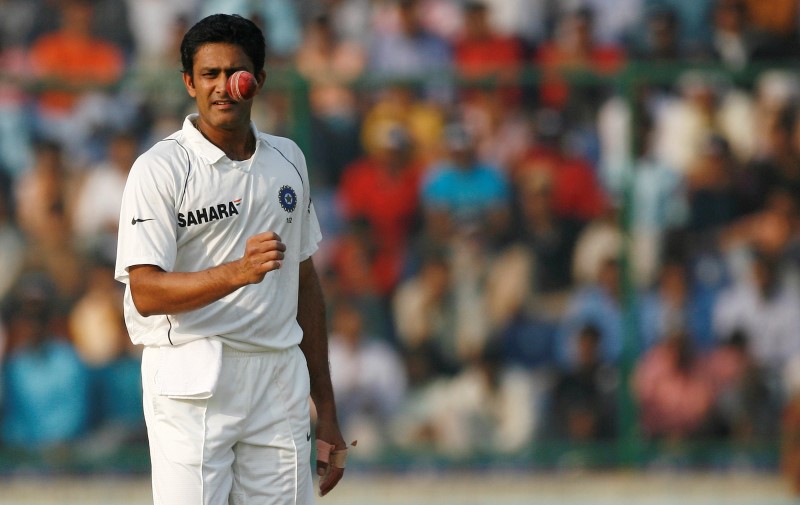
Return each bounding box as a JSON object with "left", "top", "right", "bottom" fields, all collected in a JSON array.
[{"left": 182, "top": 42, "right": 265, "bottom": 132}]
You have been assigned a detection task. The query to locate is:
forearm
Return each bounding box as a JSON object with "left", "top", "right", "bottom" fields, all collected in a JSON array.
[
  {"left": 129, "top": 231, "right": 285, "bottom": 317},
  {"left": 128, "top": 262, "right": 248, "bottom": 316},
  {"left": 298, "top": 258, "right": 347, "bottom": 495},
  {"left": 297, "top": 259, "right": 338, "bottom": 419}
]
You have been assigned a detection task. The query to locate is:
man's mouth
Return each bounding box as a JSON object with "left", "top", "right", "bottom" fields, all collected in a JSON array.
[{"left": 213, "top": 99, "right": 236, "bottom": 106}]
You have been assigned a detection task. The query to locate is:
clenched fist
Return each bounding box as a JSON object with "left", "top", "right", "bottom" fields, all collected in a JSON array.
[{"left": 238, "top": 231, "right": 286, "bottom": 284}]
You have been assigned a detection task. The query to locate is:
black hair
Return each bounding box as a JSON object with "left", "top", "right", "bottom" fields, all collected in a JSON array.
[
  {"left": 464, "top": 1, "right": 488, "bottom": 13},
  {"left": 649, "top": 5, "right": 678, "bottom": 27},
  {"left": 180, "top": 14, "right": 266, "bottom": 75},
  {"left": 579, "top": 324, "right": 602, "bottom": 345}
]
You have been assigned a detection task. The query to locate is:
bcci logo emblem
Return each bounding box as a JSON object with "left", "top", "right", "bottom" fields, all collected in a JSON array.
[{"left": 278, "top": 185, "right": 297, "bottom": 213}]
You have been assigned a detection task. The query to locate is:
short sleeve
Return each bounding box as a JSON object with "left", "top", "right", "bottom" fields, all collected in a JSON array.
[
  {"left": 291, "top": 142, "right": 322, "bottom": 260},
  {"left": 114, "top": 151, "right": 182, "bottom": 283}
]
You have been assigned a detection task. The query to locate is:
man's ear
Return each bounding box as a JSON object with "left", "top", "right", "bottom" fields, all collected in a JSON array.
[
  {"left": 256, "top": 70, "right": 267, "bottom": 90},
  {"left": 182, "top": 71, "right": 197, "bottom": 98}
]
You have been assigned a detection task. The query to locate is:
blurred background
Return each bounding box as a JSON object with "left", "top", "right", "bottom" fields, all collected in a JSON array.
[{"left": 3, "top": 0, "right": 800, "bottom": 502}]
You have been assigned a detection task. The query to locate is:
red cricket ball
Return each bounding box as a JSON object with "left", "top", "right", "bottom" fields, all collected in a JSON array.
[{"left": 226, "top": 70, "right": 258, "bottom": 101}]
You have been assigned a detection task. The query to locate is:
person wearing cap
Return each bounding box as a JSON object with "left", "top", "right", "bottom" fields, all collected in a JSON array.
[{"left": 420, "top": 122, "right": 511, "bottom": 243}]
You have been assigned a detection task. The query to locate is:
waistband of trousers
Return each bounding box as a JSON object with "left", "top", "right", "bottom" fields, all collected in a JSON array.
[{"left": 221, "top": 343, "right": 291, "bottom": 358}]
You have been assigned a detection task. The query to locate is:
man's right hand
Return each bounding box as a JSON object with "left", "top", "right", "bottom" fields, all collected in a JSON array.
[{"left": 238, "top": 231, "right": 286, "bottom": 284}]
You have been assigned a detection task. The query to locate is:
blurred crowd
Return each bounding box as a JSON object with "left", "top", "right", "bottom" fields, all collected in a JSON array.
[{"left": 3, "top": 0, "right": 800, "bottom": 473}]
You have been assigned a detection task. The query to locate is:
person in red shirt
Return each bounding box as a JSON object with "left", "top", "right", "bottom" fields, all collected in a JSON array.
[
  {"left": 534, "top": 6, "right": 625, "bottom": 110},
  {"left": 453, "top": 1, "right": 524, "bottom": 105},
  {"left": 514, "top": 108, "right": 607, "bottom": 222},
  {"left": 335, "top": 122, "right": 423, "bottom": 295}
]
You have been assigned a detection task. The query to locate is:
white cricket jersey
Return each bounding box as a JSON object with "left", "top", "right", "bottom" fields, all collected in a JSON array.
[{"left": 115, "top": 115, "right": 322, "bottom": 351}]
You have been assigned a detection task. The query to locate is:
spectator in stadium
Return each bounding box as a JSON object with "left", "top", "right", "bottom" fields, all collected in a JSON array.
[
  {"left": 684, "top": 135, "right": 745, "bottom": 236},
  {"left": 633, "top": 329, "right": 716, "bottom": 440},
  {"left": 651, "top": 70, "right": 755, "bottom": 176},
  {"left": 570, "top": 204, "right": 622, "bottom": 289},
  {"left": 712, "top": 247, "right": 800, "bottom": 379},
  {"left": 366, "top": 0, "right": 453, "bottom": 103},
  {"left": 71, "top": 130, "right": 139, "bottom": 259},
  {"left": 328, "top": 299, "right": 407, "bottom": 458},
  {"left": 28, "top": 0, "right": 127, "bottom": 162},
  {"left": 452, "top": 1, "right": 524, "bottom": 93},
  {"left": 15, "top": 140, "right": 72, "bottom": 242},
  {"left": 392, "top": 249, "right": 461, "bottom": 386},
  {"left": 450, "top": 1, "right": 533, "bottom": 173},
  {"left": 392, "top": 341, "right": 536, "bottom": 457},
  {"left": 123, "top": 0, "right": 196, "bottom": 65},
  {"left": 359, "top": 83, "right": 445, "bottom": 165},
  {"left": 68, "top": 256, "right": 145, "bottom": 456},
  {"left": 742, "top": 105, "right": 800, "bottom": 213},
  {"left": 639, "top": 257, "right": 716, "bottom": 353},
  {"left": 534, "top": 5, "right": 626, "bottom": 112},
  {"left": 125, "top": 10, "right": 194, "bottom": 124},
  {"left": 420, "top": 122, "right": 511, "bottom": 247},
  {"left": 610, "top": 112, "right": 689, "bottom": 286},
  {"left": 645, "top": 0, "right": 715, "bottom": 57},
  {"left": 781, "top": 354, "right": 800, "bottom": 494},
  {"left": 556, "top": 254, "right": 627, "bottom": 367},
  {"left": 14, "top": 140, "right": 85, "bottom": 303},
  {"left": 513, "top": 108, "right": 608, "bottom": 225},
  {"left": 295, "top": 10, "right": 365, "bottom": 188},
  {"left": 454, "top": 79, "right": 534, "bottom": 176},
  {"left": 0, "top": 187, "right": 24, "bottom": 305},
  {"left": 1, "top": 273, "right": 90, "bottom": 449},
  {"left": 557, "top": 0, "right": 644, "bottom": 46},
  {"left": 630, "top": 6, "right": 684, "bottom": 63},
  {"left": 0, "top": 0, "right": 37, "bottom": 50},
  {"left": 298, "top": 0, "right": 374, "bottom": 46},
  {"left": 29, "top": 0, "right": 135, "bottom": 57},
  {"left": 719, "top": 184, "right": 798, "bottom": 265},
  {"left": 742, "top": 0, "right": 800, "bottom": 51},
  {"left": 476, "top": 0, "right": 546, "bottom": 46},
  {"left": 486, "top": 169, "right": 583, "bottom": 325},
  {"left": 0, "top": 36, "right": 34, "bottom": 179},
  {"left": 751, "top": 69, "right": 800, "bottom": 142},
  {"left": 708, "top": 0, "right": 786, "bottom": 70},
  {"left": 547, "top": 324, "right": 618, "bottom": 441},
  {"left": 198, "top": 0, "right": 302, "bottom": 62},
  {"left": 705, "top": 328, "right": 777, "bottom": 441},
  {"left": 324, "top": 217, "right": 392, "bottom": 338},
  {"left": 336, "top": 122, "right": 423, "bottom": 296}
]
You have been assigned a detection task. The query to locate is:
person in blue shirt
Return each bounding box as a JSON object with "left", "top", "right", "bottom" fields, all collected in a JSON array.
[
  {"left": 421, "top": 122, "right": 511, "bottom": 245},
  {"left": 367, "top": 0, "right": 453, "bottom": 103},
  {"left": 555, "top": 255, "right": 628, "bottom": 367},
  {"left": 1, "top": 274, "right": 90, "bottom": 449}
]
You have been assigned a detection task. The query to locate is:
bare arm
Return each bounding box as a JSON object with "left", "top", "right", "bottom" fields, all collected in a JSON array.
[
  {"left": 297, "top": 258, "right": 346, "bottom": 496},
  {"left": 128, "top": 231, "right": 285, "bottom": 316}
]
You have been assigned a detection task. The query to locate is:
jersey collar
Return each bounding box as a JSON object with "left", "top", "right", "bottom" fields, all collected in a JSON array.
[{"left": 182, "top": 114, "right": 261, "bottom": 171}]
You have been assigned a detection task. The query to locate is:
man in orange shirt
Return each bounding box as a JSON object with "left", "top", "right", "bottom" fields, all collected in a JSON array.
[{"left": 29, "top": 0, "right": 125, "bottom": 149}]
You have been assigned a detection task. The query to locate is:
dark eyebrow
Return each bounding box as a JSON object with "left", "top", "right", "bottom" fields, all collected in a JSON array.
[{"left": 198, "top": 65, "right": 249, "bottom": 74}]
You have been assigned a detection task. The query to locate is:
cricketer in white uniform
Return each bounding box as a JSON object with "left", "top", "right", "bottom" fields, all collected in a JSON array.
[{"left": 114, "top": 14, "right": 346, "bottom": 505}]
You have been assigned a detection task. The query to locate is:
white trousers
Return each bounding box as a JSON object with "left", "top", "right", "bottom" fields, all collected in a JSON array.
[{"left": 142, "top": 344, "right": 314, "bottom": 505}]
